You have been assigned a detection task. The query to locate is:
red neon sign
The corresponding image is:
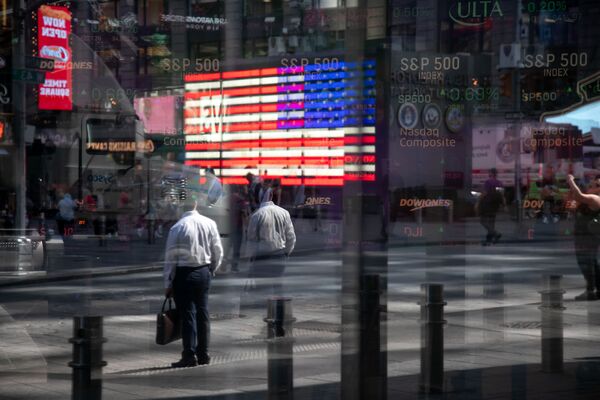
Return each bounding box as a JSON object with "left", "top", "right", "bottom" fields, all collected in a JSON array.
[{"left": 38, "top": 5, "right": 72, "bottom": 110}]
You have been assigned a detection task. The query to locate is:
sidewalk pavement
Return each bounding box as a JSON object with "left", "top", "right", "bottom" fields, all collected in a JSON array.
[{"left": 1, "top": 268, "right": 599, "bottom": 399}]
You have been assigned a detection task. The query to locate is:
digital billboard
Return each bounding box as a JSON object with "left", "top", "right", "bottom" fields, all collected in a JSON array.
[
  {"left": 183, "top": 61, "right": 376, "bottom": 186},
  {"left": 37, "top": 5, "right": 72, "bottom": 110},
  {"left": 134, "top": 95, "right": 178, "bottom": 135}
]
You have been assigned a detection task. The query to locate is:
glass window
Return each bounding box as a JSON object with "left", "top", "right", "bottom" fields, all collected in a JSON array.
[{"left": 1, "top": 1, "right": 600, "bottom": 399}]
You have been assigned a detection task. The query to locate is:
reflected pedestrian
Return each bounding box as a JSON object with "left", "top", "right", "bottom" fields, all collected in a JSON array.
[
  {"left": 57, "top": 193, "right": 76, "bottom": 238},
  {"left": 204, "top": 168, "right": 223, "bottom": 206},
  {"left": 228, "top": 185, "right": 248, "bottom": 273},
  {"left": 163, "top": 197, "right": 223, "bottom": 367},
  {"left": 246, "top": 172, "right": 260, "bottom": 212},
  {"left": 567, "top": 174, "right": 600, "bottom": 301},
  {"left": 476, "top": 168, "right": 505, "bottom": 246},
  {"left": 540, "top": 166, "right": 560, "bottom": 224},
  {"left": 258, "top": 178, "right": 273, "bottom": 205},
  {"left": 246, "top": 190, "right": 296, "bottom": 296}
]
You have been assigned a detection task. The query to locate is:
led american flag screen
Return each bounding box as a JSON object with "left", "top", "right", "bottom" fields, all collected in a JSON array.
[{"left": 183, "top": 60, "right": 376, "bottom": 186}]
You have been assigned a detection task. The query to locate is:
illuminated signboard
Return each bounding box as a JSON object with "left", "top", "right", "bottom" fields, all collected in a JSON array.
[
  {"left": 183, "top": 61, "right": 376, "bottom": 186},
  {"left": 134, "top": 95, "right": 178, "bottom": 135},
  {"left": 37, "top": 5, "right": 72, "bottom": 110}
]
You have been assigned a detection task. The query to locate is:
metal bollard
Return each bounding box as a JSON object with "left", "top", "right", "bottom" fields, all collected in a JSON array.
[
  {"left": 539, "top": 275, "right": 565, "bottom": 373},
  {"left": 69, "top": 316, "right": 107, "bottom": 400},
  {"left": 419, "top": 283, "right": 447, "bottom": 393},
  {"left": 264, "top": 297, "right": 296, "bottom": 400},
  {"left": 361, "top": 274, "right": 386, "bottom": 400}
]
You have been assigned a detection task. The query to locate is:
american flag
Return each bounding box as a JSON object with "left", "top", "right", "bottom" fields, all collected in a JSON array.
[{"left": 183, "top": 60, "right": 376, "bottom": 186}]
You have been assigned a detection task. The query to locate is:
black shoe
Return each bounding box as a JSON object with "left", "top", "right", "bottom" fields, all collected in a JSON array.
[
  {"left": 196, "top": 354, "right": 211, "bottom": 365},
  {"left": 171, "top": 357, "right": 197, "bottom": 368},
  {"left": 574, "top": 290, "right": 598, "bottom": 301},
  {"left": 492, "top": 233, "right": 502, "bottom": 244}
]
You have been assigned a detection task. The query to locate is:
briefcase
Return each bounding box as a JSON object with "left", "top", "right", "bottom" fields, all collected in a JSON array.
[{"left": 156, "top": 298, "right": 181, "bottom": 345}]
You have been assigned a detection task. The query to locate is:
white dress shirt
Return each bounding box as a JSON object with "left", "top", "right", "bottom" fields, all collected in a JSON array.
[
  {"left": 247, "top": 201, "right": 296, "bottom": 257},
  {"left": 163, "top": 210, "right": 223, "bottom": 288}
]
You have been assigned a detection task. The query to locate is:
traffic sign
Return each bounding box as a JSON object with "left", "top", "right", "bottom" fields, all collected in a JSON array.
[{"left": 12, "top": 69, "right": 46, "bottom": 84}]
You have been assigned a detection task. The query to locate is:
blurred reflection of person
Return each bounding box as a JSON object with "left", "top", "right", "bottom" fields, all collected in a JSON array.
[
  {"left": 567, "top": 174, "right": 600, "bottom": 301},
  {"left": 57, "top": 193, "right": 77, "bottom": 237},
  {"left": 476, "top": 168, "right": 505, "bottom": 246},
  {"left": 272, "top": 178, "right": 282, "bottom": 205},
  {"left": 245, "top": 172, "right": 260, "bottom": 212},
  {"left": 164, "top": 197, "right": 223, "bottom": 367},
  {"left": 117, "top": 191, "right": 131, "bottom": 241},
  {"left": 540, "top": 165, "right": 560, "bottom": 224},
  {"left": 309, "top": 186, "right": 323, "bottom": 232},
  {"left": 258, "top": 179, "right": 273, "bottom": 205},
  {"left": 292, "top": 178, "right": 306, "bottom": 219},
  {"left": 204, "top": 168, "right": 223, "bottom": 206},
  {"left": 246, "top": 190, "right": 296, "bottom": 296},
  {"left": 228, "top": 185, "right": 249, "bottom": 273}
]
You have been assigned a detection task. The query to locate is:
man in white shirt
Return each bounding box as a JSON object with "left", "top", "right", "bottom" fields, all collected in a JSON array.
[
  {"left": 164, "top": 197, "right": 223, "bottom": 367},
  {"left": 246, "top": 191, "right": 296, "bottom": 295}
]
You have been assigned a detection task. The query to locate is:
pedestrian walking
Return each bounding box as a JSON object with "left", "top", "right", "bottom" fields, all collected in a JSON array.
[
  {"left": 567, "top": 174, "right": 600, "bottom": 301},
  {"left": 476, "top": 168, "right": 505, "bottom": 245},
  {"left": 246, "top": 191, "right": 296, "bottom": 296},
  {"left": 163, "top": 197, "right": 223, "bottom": 367}
]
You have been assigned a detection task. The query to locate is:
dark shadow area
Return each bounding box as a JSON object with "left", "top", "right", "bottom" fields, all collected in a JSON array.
[{"left": 130, "top": 361, "right": 600, "bottom": 400}]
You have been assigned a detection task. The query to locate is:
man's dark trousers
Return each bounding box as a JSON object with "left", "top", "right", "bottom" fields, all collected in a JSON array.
[
  {"left": 173, "top": 265, "right": 211, "bottom": 361},
  {"left": 249, "top": 252, "right": 287, "bottom": 295}
]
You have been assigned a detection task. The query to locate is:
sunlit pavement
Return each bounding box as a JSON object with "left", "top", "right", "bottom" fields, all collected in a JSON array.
[{"left": 1, "top": 218, "right": 599, "bottom": 399}]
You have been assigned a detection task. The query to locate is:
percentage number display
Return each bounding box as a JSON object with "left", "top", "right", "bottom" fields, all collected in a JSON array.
[
  {"left": 437, "top": 87, "right": 499, "bottom": 102},
  {"left": 524, "top": 1, "right": 568, "bottom": 13}
]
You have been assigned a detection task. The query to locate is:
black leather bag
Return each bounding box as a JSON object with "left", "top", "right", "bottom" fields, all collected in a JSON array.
[{"left": 156, "top": 298, "right": 181, "bottom": 345}]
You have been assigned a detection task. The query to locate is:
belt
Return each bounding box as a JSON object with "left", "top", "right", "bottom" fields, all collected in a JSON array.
[{"left": 176, "top": 264, "right": 210, "bottom": 270}]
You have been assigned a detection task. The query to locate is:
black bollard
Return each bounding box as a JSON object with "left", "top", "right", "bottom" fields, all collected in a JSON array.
[
  {"left": 419, "top": 283, "right": 447, "bottom": 393},
  {"left": 264, "top": 297, "right": 296, "bottom": 400},
  {"left": 69, "top": 316, "right": 107, "bottom": 400},
  {"left": 360, "top": 274, "right": 386, "bottom": 400},
  {"left": 539, "top": 275, "right": 565, "bottom": 373}
]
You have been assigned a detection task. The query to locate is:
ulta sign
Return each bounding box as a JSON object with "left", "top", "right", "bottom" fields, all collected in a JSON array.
[
  {"left": 38, "top": 5, "right": 72, "bottom": 110},
  {"left": 449, "top": 1, "right": 503, "bottom": 27}
]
